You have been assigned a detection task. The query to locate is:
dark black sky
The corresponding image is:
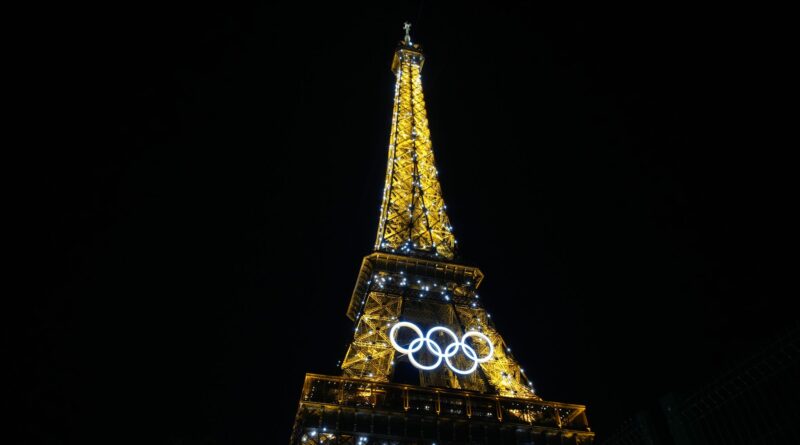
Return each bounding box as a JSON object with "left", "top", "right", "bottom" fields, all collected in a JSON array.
[{"left": 23, "top": 2, "right": 796, "bottom": 444}]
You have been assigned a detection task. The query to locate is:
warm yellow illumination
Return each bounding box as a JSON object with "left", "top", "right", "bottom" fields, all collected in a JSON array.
[
  {"left": 341, "top": 41, "right": 540, "bottom": 399},
  {"left": 374, "top": 46, "right": 456, "bottom": 259},
  {"left": 292, "top": 27, "right": 593, "bottom": 444}
]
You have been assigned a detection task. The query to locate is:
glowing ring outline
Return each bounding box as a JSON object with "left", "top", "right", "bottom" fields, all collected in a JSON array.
[
  {"left": 426, "top": 326, "right": 459, "bottom": 358},
  {"left": 407, "top": 337, "right": 442, "bottom": 370},
  {"left": 388, "top": 322, "right": 494, "bottom": 374},
  {"left": 463, "top": 331, "right": 494, "bottom": 363},
  {"left": 389, "top": 322, "right": 423, "bottom": 354}
]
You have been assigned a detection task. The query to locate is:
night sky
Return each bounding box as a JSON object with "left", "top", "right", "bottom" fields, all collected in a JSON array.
[{"left": 25, "top": 2, "right": 796, "bottom": 444}]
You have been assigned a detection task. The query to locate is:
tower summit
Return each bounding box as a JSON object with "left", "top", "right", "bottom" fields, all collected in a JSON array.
[
  {"left": 289, "top": 25, "right": 594, "bottom": 445},
  {"left": 375, "top": 23, "right": 456, "bottom": 260}
]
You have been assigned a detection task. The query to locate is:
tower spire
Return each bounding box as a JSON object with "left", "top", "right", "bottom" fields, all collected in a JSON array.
[
  {"left": 403, "top": 21, "right": 412, "bottom": 45},
  {"left": 374, "top": 29, "right": 457, "bottom": 259}
]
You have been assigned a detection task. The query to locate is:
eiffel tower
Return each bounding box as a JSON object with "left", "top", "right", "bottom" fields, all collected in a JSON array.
[{"left": 289, "top": 24, "right": 594, "bottom": 445}]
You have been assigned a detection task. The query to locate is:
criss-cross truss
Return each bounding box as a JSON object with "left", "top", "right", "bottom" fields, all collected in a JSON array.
[
  {"left": 374, "top": 46, "right": 456, "bottom": 260},
  {"left": 292, "top": 30, "right": 594, "bottom": 445},
  {"left": 347, "top": 41, "right": 539, "bottom": 399}
]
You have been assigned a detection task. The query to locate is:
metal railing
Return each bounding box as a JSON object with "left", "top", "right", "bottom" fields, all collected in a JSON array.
[{"left": 300, "top": 373, "right": 591, "bottom": 432}]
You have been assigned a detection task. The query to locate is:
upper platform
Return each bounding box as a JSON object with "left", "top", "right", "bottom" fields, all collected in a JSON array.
[{"left": 346, "top": 252, "right": 484, "bottom": 321}]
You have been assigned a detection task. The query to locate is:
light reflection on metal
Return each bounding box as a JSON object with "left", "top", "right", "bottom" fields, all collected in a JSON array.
[
  {"left": 340, "top": 36, "right": 540, "bottom": 398},
  {"left": 292, "top": 26, "right": 594, "bottom": 444},
  {"left": 374, "top": 39, "right": 456, "bottom": 259}
]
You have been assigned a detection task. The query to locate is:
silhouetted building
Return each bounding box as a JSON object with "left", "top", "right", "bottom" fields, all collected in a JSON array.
[{"left": 602, "top": 324, "right": 800, "bottom": 445}]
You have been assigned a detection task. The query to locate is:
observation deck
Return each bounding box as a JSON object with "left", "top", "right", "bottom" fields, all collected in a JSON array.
[{"left": 291, "top": 373, "right": 594, "bottom": 444}]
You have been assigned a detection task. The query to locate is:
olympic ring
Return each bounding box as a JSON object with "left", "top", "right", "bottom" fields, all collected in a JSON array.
[{"left": 388, "top": 321, "right": 494, "bottom": 375}]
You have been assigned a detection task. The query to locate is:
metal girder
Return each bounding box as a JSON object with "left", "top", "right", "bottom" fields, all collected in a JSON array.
[
  {"left": 374, "top": 47, "right": 456, "bottom": 260},
  {"left": 345, "top": 252, "right": 483, "bottom": 321},
  {"left": 455, "top": 305, "right": 540, "bottom": 399},
  {"left": 341, "top": 292, "right": 402, "bottom": 381},
  {"left": 294, "top": 34, "right": 594, "bottom": 444},
  {"left": 290, "top": 373, "right": 594, "bottom": 445}
]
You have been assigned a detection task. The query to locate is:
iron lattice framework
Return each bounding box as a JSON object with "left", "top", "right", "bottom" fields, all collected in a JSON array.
[
  {"left": 374, "top": 45, "right": 456, "bottom": 260},
  {"left": 290, "top": 28, "right": 593, "bottom": 445},
  {"left": 340, "top": 253, "right": 539, "bottom": 400},
  {"left": 291, "top": 374, "right": 592, "bottom": 445}
]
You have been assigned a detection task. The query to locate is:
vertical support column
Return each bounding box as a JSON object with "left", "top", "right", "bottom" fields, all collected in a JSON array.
[
  {"left": 302, "top": 375, "right": 312, "bottom": 400},
  {"left": 369, "top": 383, "right": 375, "bottom": 407},
  {"left": 341, "top": 292, "right": 402, "bottom": 381}
]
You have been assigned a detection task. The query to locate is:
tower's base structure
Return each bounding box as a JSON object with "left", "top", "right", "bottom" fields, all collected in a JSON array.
[
  {"left": 289, "top": 25, "right": 593, "bottom": 445},
  {"left": 290, "top": 373, "right": 592, "bottom": 445},
  {"left": 289, "top": 253, "right": 593, "bottom": 445}
]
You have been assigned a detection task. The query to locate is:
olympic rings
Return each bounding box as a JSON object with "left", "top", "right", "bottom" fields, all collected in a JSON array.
[{"left": 388, "top": 321, "right": 494, "bottom": 375}]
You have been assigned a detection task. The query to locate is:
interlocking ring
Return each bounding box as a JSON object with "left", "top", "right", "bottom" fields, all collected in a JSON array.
[{"left": 388, "top": 321, "right": 494, "bottom": 375}]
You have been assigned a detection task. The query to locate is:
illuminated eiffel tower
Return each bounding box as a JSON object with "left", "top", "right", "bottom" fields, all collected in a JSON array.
[{"left": 290, "top": 24, "right": 594, "bottom": 445}]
